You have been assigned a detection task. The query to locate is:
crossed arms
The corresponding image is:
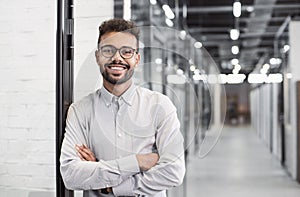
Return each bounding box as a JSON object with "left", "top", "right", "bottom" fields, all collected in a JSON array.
[
  {"left": 60, "top": 102, "right": 185, "bottom": 196},
  {"left": 76, "top": 144, "right": 159, "bottom": 193},
  {"left": 76, "top": 144, "right": 159, "bottom": 171}
]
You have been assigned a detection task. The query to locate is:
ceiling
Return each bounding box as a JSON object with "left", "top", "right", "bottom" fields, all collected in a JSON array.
[
  {"left": 184, "top": 0, "right": 300, "bottom": 74},
  {"left": 116, "top": 0, "right": 300, "bottom": 75}
]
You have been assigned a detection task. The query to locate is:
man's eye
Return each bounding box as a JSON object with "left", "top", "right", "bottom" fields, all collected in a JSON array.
[
  {"left": 122, "top": 49, "right": 133, "bottom": 54},
  {"left": 103, "top": 49, "right": 112, "bottom": 53}
]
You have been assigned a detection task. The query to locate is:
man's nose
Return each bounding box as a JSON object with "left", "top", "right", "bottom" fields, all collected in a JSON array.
[{"left": 111, "top": 50, "right": 123, "bottom": 61}]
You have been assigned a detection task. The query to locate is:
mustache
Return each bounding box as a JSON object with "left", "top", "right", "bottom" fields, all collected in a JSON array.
[{"left": 105, "top": 61, "right": 130, "bottom": 69}]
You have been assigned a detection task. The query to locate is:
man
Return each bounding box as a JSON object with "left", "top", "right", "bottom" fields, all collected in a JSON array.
[{"left": 60, "top": 18, "right": 185, "bottom": 197}]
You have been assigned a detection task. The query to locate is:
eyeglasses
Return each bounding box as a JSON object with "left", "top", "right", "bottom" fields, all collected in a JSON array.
[{"left": 99, "top": 45, "right": 138, "bottom": 59}]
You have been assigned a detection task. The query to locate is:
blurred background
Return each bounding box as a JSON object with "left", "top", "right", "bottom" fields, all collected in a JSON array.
[{"left": 1, "top": 0, "right": 300, "bottom": 196}]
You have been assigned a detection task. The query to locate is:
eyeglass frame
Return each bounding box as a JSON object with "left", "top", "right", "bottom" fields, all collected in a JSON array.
[{"left": 98, "top": 45, "right": 139, "bottom": 59}]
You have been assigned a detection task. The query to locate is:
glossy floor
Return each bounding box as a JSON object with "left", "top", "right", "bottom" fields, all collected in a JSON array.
[{"left": 184, "top": 125, "right": 300, "bottom": 197}]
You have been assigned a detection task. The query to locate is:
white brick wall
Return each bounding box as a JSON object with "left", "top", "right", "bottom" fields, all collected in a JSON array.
[
  {"left": 0, "top": 0, "right": 55, "bottom": 196},
  {"left": 0, "top": 0, "right": 114, "bottom": 196}
]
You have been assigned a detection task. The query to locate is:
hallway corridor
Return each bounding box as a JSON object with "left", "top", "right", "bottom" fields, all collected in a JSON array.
[{"left": 186, "top": 126, "right": 300, "bottom": 197}]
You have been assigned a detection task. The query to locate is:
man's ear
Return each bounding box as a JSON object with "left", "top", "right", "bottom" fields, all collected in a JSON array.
[
  {"left": 135, "top": 53, "right": 141, "bottom": 67},
  {"left": 95, "top": 50, "right": 100, "bottom": 65}
]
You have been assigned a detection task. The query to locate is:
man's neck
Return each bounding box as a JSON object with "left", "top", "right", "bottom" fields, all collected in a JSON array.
[{"left": 103, "top": 80, "right": 132, "bottom": 97}]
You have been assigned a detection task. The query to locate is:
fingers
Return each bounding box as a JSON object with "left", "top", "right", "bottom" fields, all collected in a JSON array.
[
  {"left": 81, "top": 144, "right": 95, "bottom": 156},
  {"left": 75, "top": 144, "right": 97, "bottom": 162},
  {"left": 77, "top": 151, "right": 85, "bottom": 161}
]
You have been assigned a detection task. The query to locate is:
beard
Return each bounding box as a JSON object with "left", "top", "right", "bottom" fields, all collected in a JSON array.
[{"left": 100, "top": 62, "right": 134, "bottom": 85}]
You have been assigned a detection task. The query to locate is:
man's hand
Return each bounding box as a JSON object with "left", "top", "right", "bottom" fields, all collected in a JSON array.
[
  {"left": 76, "top": 144, "right": 159, "bottom": 171},
  {"left": 136, "top": 153, "right": 159, "bottom": 171},
  {"left": 75, "top": 144, "right": 97, "bottom": 162}
]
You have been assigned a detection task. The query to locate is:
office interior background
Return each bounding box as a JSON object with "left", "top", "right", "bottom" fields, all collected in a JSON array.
[{"left": 0, "top": 0, "right": 300, "bottom": 196}]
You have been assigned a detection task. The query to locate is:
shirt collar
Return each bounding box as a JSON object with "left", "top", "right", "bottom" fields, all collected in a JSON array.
[
  {"left": 100, "top": 83, "right": 136, "bottom": 107},
  {"left": 120, "top": 83, "right": 136, "bottom": 106},
  {"left": 100, "top": 86, "right": 115, "bottom": 107}
]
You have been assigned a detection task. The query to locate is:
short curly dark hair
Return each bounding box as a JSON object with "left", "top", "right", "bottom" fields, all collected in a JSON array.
[{"left": 97, "top": 18, "right": 140, "bottom": 47}]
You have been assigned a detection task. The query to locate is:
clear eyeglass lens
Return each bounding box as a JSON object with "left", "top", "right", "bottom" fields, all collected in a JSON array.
[
  {"left": 101, "top": 46, "right": 116, "bottom": 57},
  {"left": 100, "top": 46, "right": 135, "bottom": 59},
  {"left": 120, "top": 47, "right": 134, "bottom": 58}
]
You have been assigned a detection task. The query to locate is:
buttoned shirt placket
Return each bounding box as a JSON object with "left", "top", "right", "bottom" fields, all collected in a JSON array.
[{"left": 112, "top": 96, "right": 120, "bottom": 159}]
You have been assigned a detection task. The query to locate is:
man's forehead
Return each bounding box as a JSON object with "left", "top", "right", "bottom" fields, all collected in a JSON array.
[{"left": 100, "top": 32, "right": 137, "bottom": 47}]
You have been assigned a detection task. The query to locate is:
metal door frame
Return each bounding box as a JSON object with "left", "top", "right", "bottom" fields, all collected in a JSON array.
[{"left": 56, "top": 0, "right": 74, "bottom": 196}]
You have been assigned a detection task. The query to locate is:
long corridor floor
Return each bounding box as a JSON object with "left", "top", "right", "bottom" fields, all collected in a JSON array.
[{"left": 185, "top": 125, "right": 300, "bottom": 197}]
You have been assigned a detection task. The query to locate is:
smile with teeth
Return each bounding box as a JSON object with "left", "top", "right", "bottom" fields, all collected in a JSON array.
[
  {"left": 109, "top": 66, "right": 126, "bottom": 70},
  {"left": 107, "top": 64, "right": 128, "bottom": 71}
]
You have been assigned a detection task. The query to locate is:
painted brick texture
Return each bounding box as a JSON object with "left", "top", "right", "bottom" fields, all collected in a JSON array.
[
  {"left": 0, "top": 0, "right": 113, "bottom": 196},
  {"left": 0, "top": 0, "right": 56, "bottom": 196}
]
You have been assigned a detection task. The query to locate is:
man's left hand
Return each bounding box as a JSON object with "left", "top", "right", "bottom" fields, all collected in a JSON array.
[{"left": 75, "top": 144, "right": 97, "bottom": 162}]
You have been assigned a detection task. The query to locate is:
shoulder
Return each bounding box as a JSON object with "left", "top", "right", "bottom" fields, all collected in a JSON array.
[{"left": 69, "top": 91, "right": 98, "bottom": 113}]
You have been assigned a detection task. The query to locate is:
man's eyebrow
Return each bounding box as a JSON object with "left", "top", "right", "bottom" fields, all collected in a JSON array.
[{"left": 121, "top": 45, "right": 136, "bottom": 48}]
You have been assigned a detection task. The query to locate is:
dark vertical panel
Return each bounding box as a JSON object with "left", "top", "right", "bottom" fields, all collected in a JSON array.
[
  {"left": 114, "top": 0, "right": 123, "bottom": 18},
  {"left": 279, "top": 82, "right": 285, "bottom": 165},
  {"left": 56, "top": 0, "right": 74, "bottom": 196},
  {"left": 296, "top": 81, "right": 300, "bottom": 183}
]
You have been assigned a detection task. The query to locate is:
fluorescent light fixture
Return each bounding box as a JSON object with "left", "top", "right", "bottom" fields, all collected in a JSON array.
[
  {"left": 167, "top": 75, "right": 186, "bottom": 84},
  {"left": 193, "top": 74, "right": 207, "bottom": 81},
  {"left": 231, "top": 45, "right": 239, "bottom": 54},
  {"left": 260, "top": 69, "right": 267, "bottom": 74},
  {"left": 162, "top": 4, "right": 175, "bottom": 19},
  {"left": 248, "top": 74, "right": 267, "bottom": 84},
  {"left": 260, "top": 64, "right": 270, "bottom": 74},
  {"left": 246, "top": 6, "right": 254, "bottom": 12},
  {"left": 150, "top": 0, "right": 157, "bottom": 5},
  {"left": 165, "top": 18, "right": 174, "bottom": 27},
  {"left": 234, "top": 64, "right": 241, "bottom": 70},
  {"left": 262, "top": 63, "right": 270, "bottom": 70},
  {"left": 176, "top": 68, "right": 184, "bottom": 75},
  {"left": 194, "top": 69, "right": 200, "bottom": 75},
  {"left": 190, "top": 65, "right": 196, "bottom": 71},
  {"left": 233, "top": 1, "right": 242, "bottom": 18},
  {"left": 283, "top": 45, "right": 290, "bottom": 53},
  {"left": 270, "top": 57, "right": 282, "bottom": 65},
  {"left": 232, "top": 68, "right": 239, "bottom": 74},
  {"left": 155, "top": 58, "right": 162, "bottom": 64},
  {"left": 123, "top": 0, "right": 131, "bottom": 20},
  {"left": 265, "top": 74, "right": 283, "bottom": 83},
  {"left": 231, "top": 58, "right": 239, "bottom": 65},
  {"left": 286, "top": 73, "right": 292, "bottom": 79},
  {"left": 218, "top": 74, "right": 227, "bottom": 84},
  {"left": 193, "top": 74, "right": 201, "bottom": 81},
  {"left": 227, "top": 74, "right": 246, "bottom": 84},
  {"left": 179, "top": 30, "right": 186, "bottom": 40},
  {"left": 194, "top": 41, "right": 202, "bottom": 49},
  {"left": 230, "top": 29, "right": 240, "bottom": 40}
]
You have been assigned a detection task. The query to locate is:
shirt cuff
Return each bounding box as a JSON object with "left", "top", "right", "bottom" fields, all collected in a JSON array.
[
  {"left": 112, "top": 177, "right": 135, "bottom": 196},
  {"left": 117, "top": 154, "right": 140, "bottom": 176}
]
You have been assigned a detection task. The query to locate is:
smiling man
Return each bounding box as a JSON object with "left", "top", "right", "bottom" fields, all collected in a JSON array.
[{"left": 60, "top": 18, "right": 185, "bottom": 197}]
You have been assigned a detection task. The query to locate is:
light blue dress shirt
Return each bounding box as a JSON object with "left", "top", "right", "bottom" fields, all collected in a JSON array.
[{"left": 60, "top": 84, "right": 185, "bottom": 197}]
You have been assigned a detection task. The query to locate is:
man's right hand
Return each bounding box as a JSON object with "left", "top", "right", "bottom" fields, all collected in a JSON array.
[{"left": 136, "top": 153, "right": 159, "bottom": 171}]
